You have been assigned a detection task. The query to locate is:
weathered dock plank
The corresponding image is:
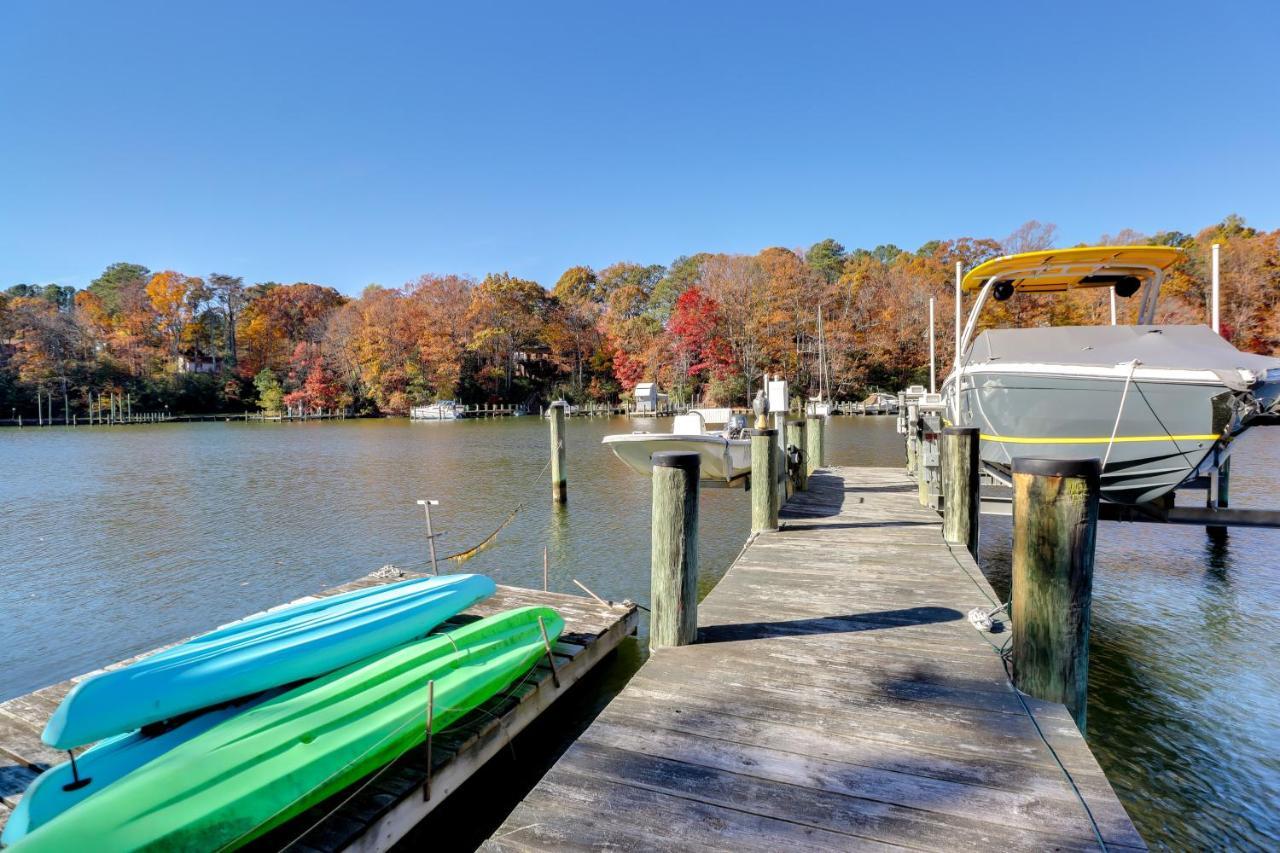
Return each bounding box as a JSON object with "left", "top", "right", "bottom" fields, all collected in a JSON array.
[
  {"left": 0, "top": 573, "right": 637, "bottom": 851},
  {"left": 485, "top": 467, "right": 1144, "bottom": 851}
]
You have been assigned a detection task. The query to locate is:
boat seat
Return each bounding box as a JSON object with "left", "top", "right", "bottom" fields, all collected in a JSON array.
[{"left": 672, "top": 413, "right": 706, "bottom": 435}]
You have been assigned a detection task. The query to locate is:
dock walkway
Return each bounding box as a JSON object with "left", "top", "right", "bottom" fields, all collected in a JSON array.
[{"left": 486, "top": 467, "right": 1144, "bottom": 851}]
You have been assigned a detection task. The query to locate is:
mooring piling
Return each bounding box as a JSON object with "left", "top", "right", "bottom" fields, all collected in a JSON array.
[
  {"left": 786, "top": 418, "right": 808, "bottom": 491},
  {"left": 942, "top": 426, "right": 980, "bottom": 557},
  {"left": 749, "top": 428, "right": 779, "bottom": 534},
  {"left": 1011, "top": 456, "right": 1100, "bottom": 733},
  {"left": 549, "top": 401, "right": 567, "bottom": 504},
  {"left": 804, "top": 415, "right": 822, "bottom": 475},
  {"left": 905, "top": 402, "right": 919, "bottom": 477},
  {"left": 649, "top": 451, "right": 700, "bottom": 650}
]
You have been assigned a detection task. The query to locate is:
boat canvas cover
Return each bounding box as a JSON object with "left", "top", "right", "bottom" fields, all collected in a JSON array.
[{"left": 967, "top": 325, "right": 1280, "bottom": 391}]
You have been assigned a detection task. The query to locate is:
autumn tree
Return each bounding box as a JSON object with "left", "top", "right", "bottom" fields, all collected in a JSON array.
[
  {"left": 146, "top": 271, "right": 200, "bottom": 360},
  {"left": 209, "top": 273, "right": 245, "bottom": 364},
  {"left": 466, "top": 273, "right": 548, "bottom": 395}
]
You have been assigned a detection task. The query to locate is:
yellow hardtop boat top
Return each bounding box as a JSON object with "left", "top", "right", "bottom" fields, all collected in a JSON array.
[{"left": 961, "top": 246, "right": 1183, "bottom": 292}]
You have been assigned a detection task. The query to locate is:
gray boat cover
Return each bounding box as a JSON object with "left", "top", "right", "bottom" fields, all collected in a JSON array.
[{"left": 969, "top": 325, "right": 1280, "bottom": 390}]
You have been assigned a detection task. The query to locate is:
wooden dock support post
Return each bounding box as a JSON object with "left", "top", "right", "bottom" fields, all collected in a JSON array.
[
  {"left": 905, "top": 403, "right": 919, "bottom": 477},
  {"left": 918, "top": 430, "right": 932, "bottom": 508},
  {"left": 750, "top": 428, "right": 779, "bottom": 534},
  {"left": 649, "top": 451, "right": 700, "bottom": 650},
  {"left": 787, "top": 419, "right": 808, "bottom": 491},
  {"left": 1011, "top": 457, "right": 1100, "bottom": 733},
  {"left": 941, "top": 427, "right": 979, "bottom": 556},
  {"left": 805, "top": 415, "right": 822, "bottom": 475},
  {"left": 1208, "top": 458, "right": 1231, "bottom": 539},
  {"left": 549, "top": 401, "right": 567, "bottom": 504}
]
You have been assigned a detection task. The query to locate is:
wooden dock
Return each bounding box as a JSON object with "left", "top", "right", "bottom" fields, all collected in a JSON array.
[
  {"left": 486, "top": 467, "right": 1145, "bottom": 851},
  {"left": 0, "top": 572, "right": 638, "bottom": 851}
]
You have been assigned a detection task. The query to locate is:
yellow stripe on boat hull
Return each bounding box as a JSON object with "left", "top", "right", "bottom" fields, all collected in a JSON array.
[{"left": 979, "top": 433, "right": 1218, "bottom": 445}]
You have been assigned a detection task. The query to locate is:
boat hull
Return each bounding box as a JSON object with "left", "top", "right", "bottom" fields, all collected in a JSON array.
[
  {"left": 602, "top": 434, "right": 751, "bottom": 483},
  {"left": 42, "top": 574, "right": 496, "bottom": 749},
  {"left": 945, "top": 369, "right": 1233, "bottom": 505},
  {"left": 9, "top": 607, "right": 564, "bottom": 852}
]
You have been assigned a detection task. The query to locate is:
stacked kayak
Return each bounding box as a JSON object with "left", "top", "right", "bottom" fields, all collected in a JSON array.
[
  {"left": 42, "top": 573, "right": 496, "bottom": 750},
  {"left": 5, "top": 605, "right": 564, "bottom": 851}
]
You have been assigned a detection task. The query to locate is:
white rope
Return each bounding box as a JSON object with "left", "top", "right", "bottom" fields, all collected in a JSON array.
[{"left": 1101, "top": 360, "right": 1140, "bottom": 470}]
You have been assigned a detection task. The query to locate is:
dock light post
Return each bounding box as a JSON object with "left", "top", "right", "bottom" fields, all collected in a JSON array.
[
  {"left": 649, "top": 451, "right": 700, "bottom": 650},
  {"left": 417, "top": 499, "right": 441, "bottom": 575},
  {"left": 1010, "top": 457, "right": 1100, "bottom": 733}
]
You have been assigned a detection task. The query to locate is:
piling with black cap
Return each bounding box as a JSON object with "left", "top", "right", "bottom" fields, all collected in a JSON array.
[
  {"left": 1011, "top": 456, "right": 1100, "bottom": 733},
  {"left": 942, "top": 426, "right": 980, "bottom": 556},
  {"left": 749, "top": 428, "right": 779, "bottom": 533},
  {"left": 650, "top": 451, "right": 700, "bottom": 649}
]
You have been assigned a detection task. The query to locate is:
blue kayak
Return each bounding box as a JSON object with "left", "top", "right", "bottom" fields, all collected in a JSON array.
[{"left": 42, "top": 573, "right": 495, "bottom": 749}]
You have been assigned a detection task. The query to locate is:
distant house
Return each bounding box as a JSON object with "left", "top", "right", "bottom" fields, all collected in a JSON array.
[
  {"left": 633, "top": 382, "right": 668, "bottom": 412},
  {"left": 177, "top": 354, "right": 219, "bottom": 374}
]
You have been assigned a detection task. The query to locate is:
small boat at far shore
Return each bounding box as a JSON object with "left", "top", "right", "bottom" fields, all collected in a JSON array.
[
  {"left": 603, "top": 411, "right": 751, "bottom": 485},
  {"left": 410, "top": 400, "right": 462, "bottom": 420}
]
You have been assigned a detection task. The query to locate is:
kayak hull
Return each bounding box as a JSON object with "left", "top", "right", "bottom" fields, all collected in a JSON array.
[{"left": 43, "top": 573, "right": 496, "bottom": 750}]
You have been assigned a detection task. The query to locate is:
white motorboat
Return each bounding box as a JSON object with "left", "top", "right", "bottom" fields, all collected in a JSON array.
[
  {"left": 602, "top": 411, "right": 752, "bottom": 485},
  {"left": 410, "top": 400, "right": 462, "bottom": 420},
  {"left": 942, "top": 246, "right": 1280, "bottom": 505}
]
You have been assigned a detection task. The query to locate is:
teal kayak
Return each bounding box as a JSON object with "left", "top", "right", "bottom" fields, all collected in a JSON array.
[
  {"left": 43, "top": 573, "right": 496, "bottom": 750},
  {"left": 8, "top": 605, "right": 564, "bottom": 852}
]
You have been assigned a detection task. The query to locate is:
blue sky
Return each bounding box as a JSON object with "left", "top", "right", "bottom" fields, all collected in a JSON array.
[{"left": 2, "top": 1, "right": 1277, "bottom": 294}]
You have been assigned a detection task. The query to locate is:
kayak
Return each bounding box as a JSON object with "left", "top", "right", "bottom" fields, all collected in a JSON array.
[
  {"left": 2, "top": 692, "right": 277, "bottom": 846},
  {"left": 8, "top": 605, "right": 564, "bottom": 852},
  {"left": 43, "top": 573, "right": 496, "bottom": 750}
]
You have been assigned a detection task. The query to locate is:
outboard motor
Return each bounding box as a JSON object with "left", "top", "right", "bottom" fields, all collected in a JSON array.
[{"left": 726, "top": 413, "right": 748, "bottom": 438}]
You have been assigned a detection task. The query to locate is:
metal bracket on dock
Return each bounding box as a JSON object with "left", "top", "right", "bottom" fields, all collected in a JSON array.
[
  {"left": 538, "top": 616, "right": 561, "bottom": 689},
  {"left": 422, "top": 680, "right": 434, "bottom": 801}
]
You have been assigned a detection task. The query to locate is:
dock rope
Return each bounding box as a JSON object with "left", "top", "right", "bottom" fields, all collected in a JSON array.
[
  {"left": 1101, "top": 359, "right": 1140, "bottom": 470},
  {"left": 944, "top": 543, "right": 1110, "bottom": 851},
  {"left": 395, "top": 455, "right": 554, "bottom": 571}
]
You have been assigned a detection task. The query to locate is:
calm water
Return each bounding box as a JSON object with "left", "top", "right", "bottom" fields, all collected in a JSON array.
[{"left": 1, "top": 416, "right": 1276, "bottom": 848}]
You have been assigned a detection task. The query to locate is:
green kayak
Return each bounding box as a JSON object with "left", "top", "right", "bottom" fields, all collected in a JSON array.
[{"left": 8, "top": 605, "right": 564, "bottom": 852}]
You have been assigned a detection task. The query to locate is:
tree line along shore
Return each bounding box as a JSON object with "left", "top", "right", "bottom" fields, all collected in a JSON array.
[{"left": 1, "top": 216, "right": 1276, "bottom": 421}]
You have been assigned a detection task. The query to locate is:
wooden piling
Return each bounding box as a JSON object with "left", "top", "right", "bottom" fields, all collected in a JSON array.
[
  {"left": 549, "top": 401, "right": 567, "bottom": 504},
  {"left": 750, "top": 428, "right": 779, "bottom": 533},
  {"left": 804, "top": 415, "right": 821, "bottom": 475},
  {"left": 649, "top": 451, "right": 700, "bottom": 650},
  {"left": 905, "top": 403, "right": 919, "bottom": 477},
  {"left": 1011, "top": 456, "right": 1100, "bottom": 733},
  {"left": 917, "top": 429, "right": 932, "bottom": 508},
  {"left": 785, "top": 419, "right": 807, "bottom": 491},
  {"left": 1208, "top": 458, "right": 1231, "bottom": 538},
  {"left": 941, "top": 426, "right": 979, "bottom": 557}
]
